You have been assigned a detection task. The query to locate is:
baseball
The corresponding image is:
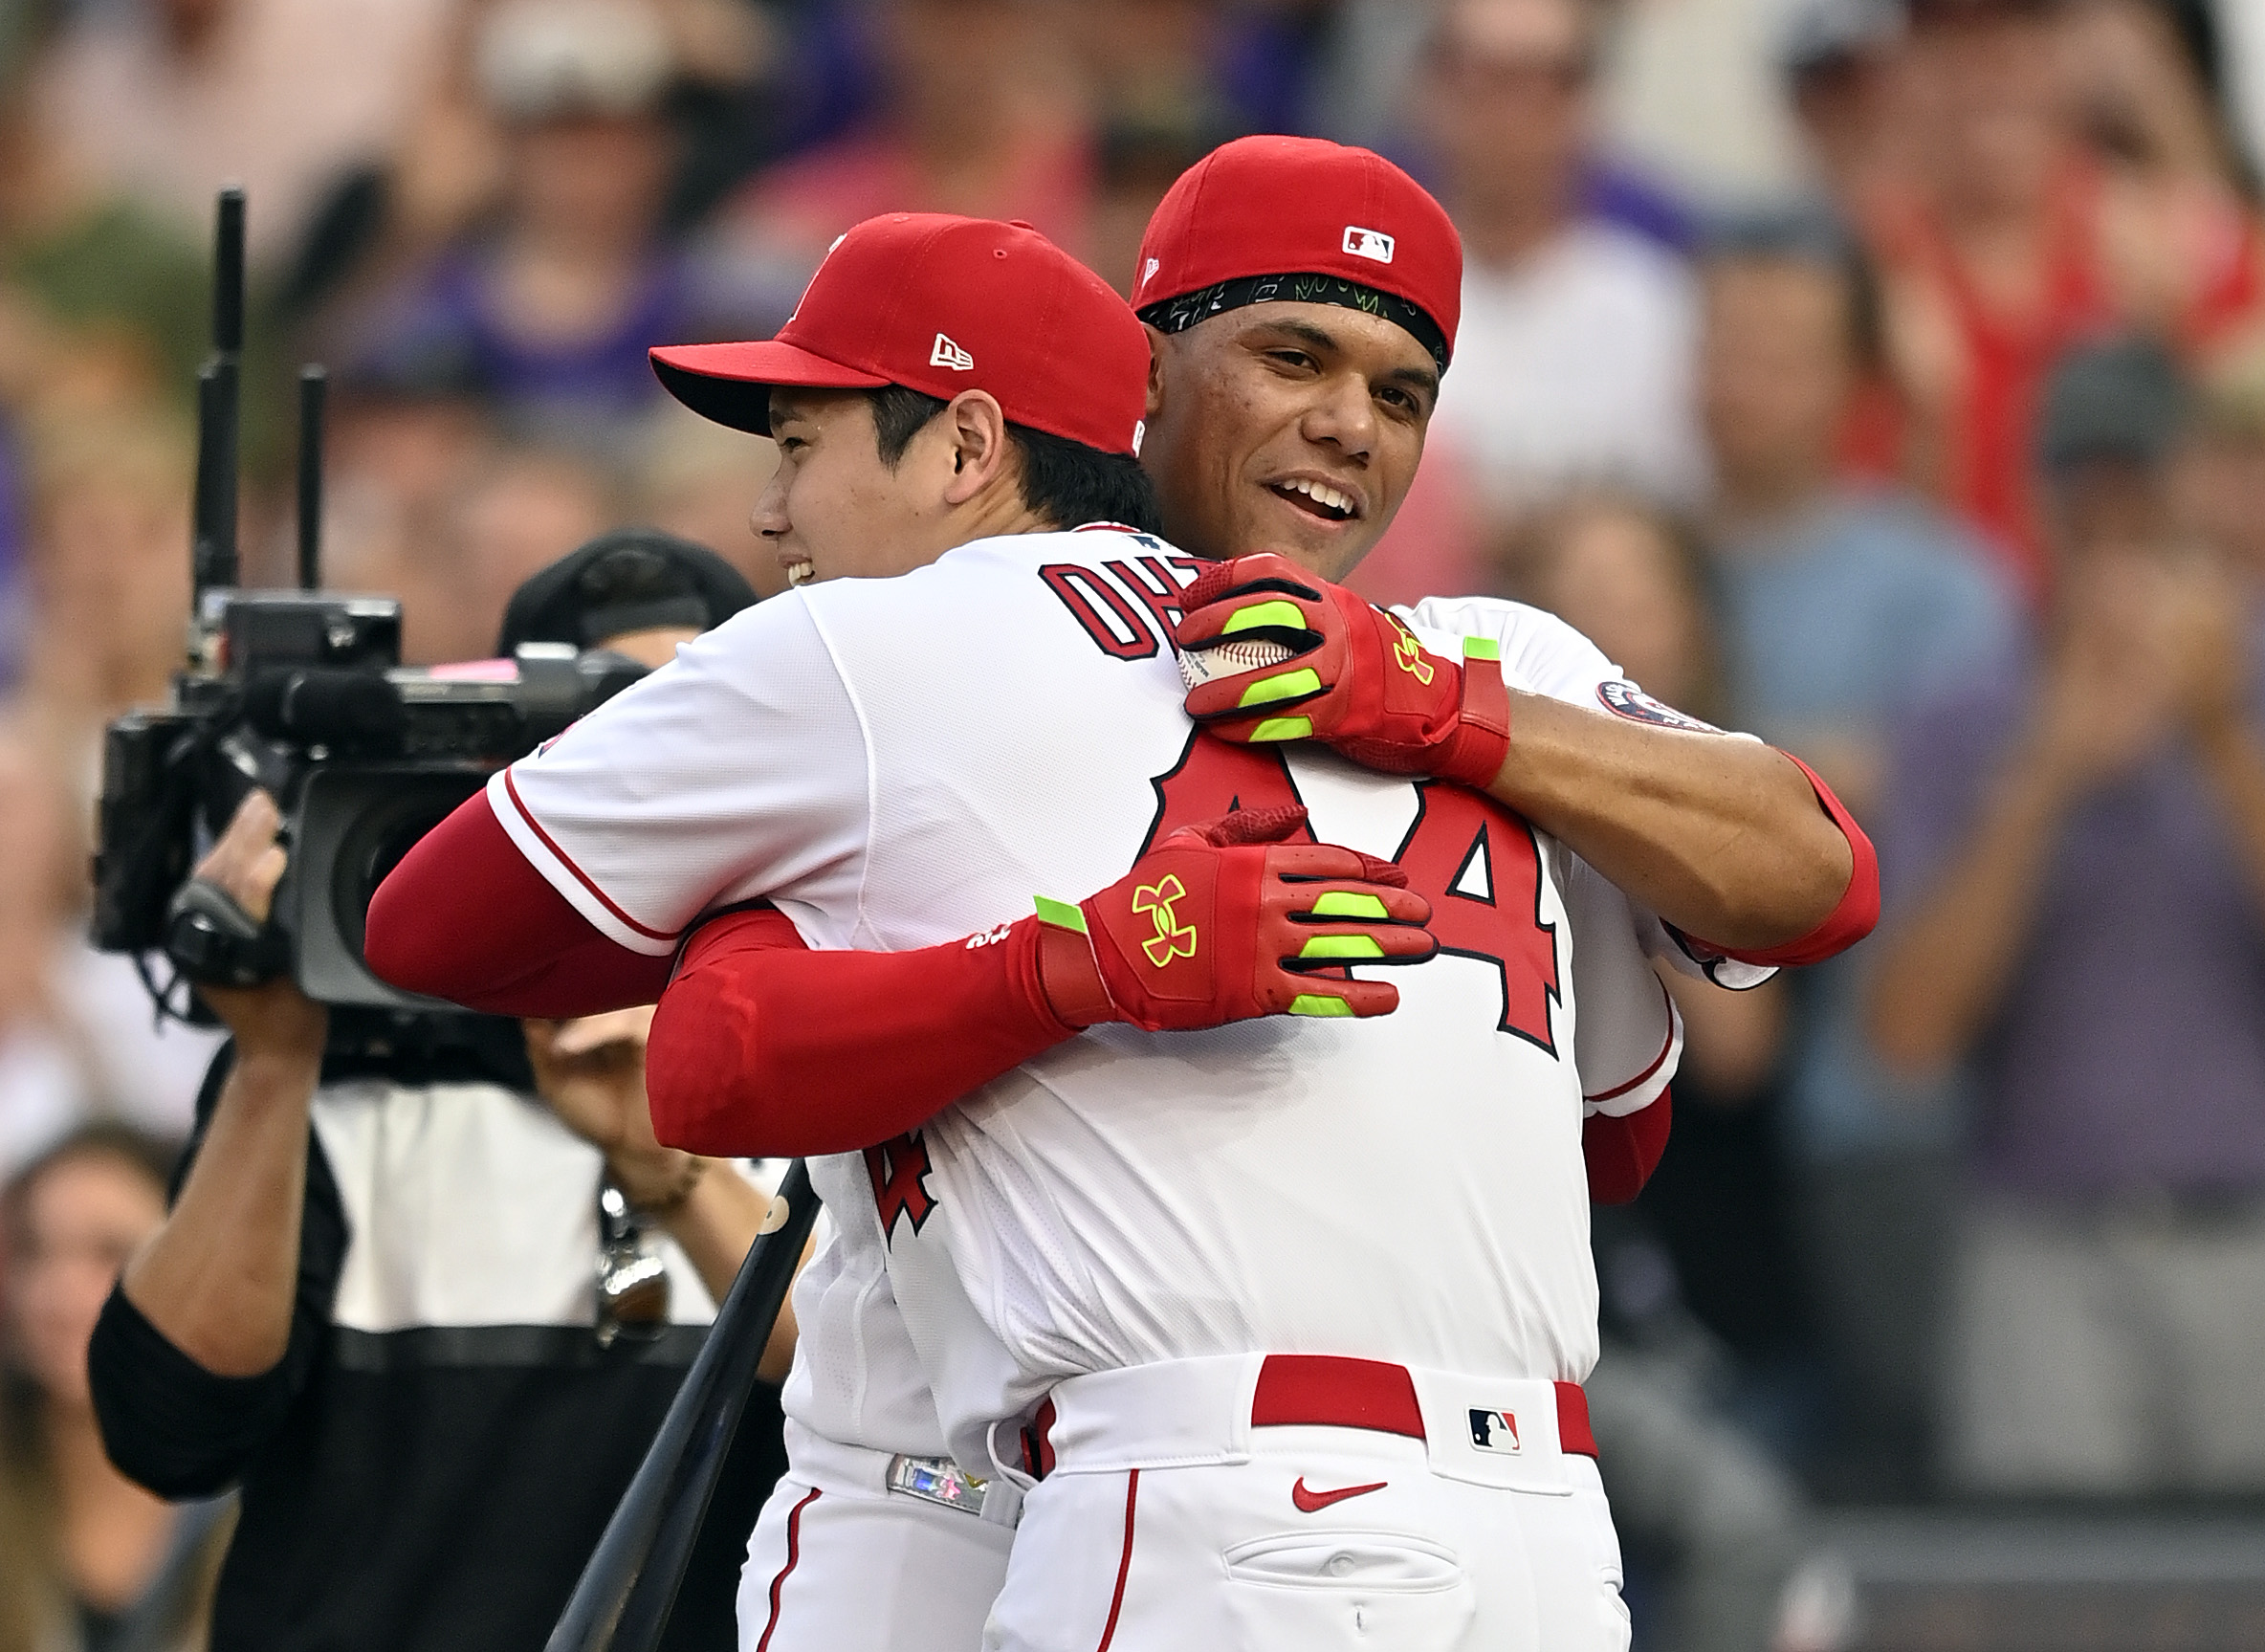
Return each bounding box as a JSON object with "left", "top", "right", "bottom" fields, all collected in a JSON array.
[{"left": 1176, "top": 637, "right": 1297, "bottom": 691}]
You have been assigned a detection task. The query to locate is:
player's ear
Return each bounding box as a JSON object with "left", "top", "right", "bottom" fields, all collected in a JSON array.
[
  {"left": 1144, "top": 323, "right": 1168, "bottom": 422},
  {"left": 939, "top": 389, "right": 1012, "bottom": 506}
]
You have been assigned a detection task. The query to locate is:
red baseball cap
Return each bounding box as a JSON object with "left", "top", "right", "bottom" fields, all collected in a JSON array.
[
  {"left": 1133, "top": 136, "right": 1462, "bottom": 368},
  {"left": 651, "top": 213, "right": 1150, "bottom": 456}
]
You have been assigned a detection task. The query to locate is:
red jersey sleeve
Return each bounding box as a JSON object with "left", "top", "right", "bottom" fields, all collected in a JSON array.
[{"left": 364, "top": 791, "right": 671, "bottom": 1016}]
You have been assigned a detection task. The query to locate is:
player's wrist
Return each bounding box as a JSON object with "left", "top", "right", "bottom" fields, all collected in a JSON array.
[
  {"left": 1434, "top": 640, "right": 1511, "bottom": 789},
  {"left": 1030, "top": 900, "right": 1120, "bottom": 1028}
]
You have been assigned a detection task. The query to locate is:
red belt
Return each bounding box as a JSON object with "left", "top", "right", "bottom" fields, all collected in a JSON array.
[{"left": 1023, "top": 1355, "right": 1596, "bottom": 1480}]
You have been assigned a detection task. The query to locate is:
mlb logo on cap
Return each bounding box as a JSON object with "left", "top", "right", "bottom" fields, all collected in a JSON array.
[
  {"left": 1343, "top": 226, "right": 1396, "bottom": 264},
  {"left": 1469, "top": 1409, "right": 1522, "bottom": 1453}
]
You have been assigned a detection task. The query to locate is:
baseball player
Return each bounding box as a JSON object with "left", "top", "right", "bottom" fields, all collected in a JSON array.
[
  {"left": 367, "top": 211, "right": 1424, "bottom": 1650},
  {"left": 372, "top": 152, "right": 1875, "bottom": 1650}
]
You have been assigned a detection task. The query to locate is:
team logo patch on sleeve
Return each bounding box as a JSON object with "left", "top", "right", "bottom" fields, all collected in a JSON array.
[
  {"left": 1597, "top": 680, "right": 1721, "bottom": 734},
  {"left": 1469, "top": 1409, "right": 1522, "bottom": 1454}
]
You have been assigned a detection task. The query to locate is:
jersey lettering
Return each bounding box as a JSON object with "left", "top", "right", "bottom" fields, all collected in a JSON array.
[
  {"left": 1041, "top": 564, "right": 1158, "bottom": 659},
  {"left": 1140, "top": 729, "right": 1314, "bottom": 851},
  {"left": 866, "top": 1132, "right": 937, "bottom": 1242},
  {"left": 1139, "top": 737, "right": 1558, "bottom": 1052},
  {"left": 1105, "top": 556, "right": 1207, "bottom": 645},
  {"left": 1390, "top": 782, "right": 1560, "bottom": 1055}
]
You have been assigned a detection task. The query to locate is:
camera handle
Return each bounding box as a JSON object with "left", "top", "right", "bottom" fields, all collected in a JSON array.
[{"left": 165, "top": 876, "right": 292, "bottom": 988}]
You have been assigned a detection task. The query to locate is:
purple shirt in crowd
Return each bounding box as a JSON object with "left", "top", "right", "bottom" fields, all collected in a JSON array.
[{"left": 1883, "top": 658, "right": 2265, "bottom": 1201}]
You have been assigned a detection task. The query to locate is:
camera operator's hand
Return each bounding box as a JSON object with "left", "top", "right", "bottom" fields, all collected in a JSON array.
[
  {"left": 528, "top": 1008, "right": 789, "bottom": 1332},
  {"left": 192, "top": 792, "right": 328, "bottom": 1064},
  {"left": 525, "top": 1007, "right": 699, "bottom": 1211}
]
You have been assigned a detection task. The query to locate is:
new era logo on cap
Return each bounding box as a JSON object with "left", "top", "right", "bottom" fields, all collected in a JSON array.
[
  {"left": 930, "top": 333, "right": 975, "bottom": 371},
  {"left": 1469, "top": 1409, "right": 1522, "bottom": 1454},
  {"left": 1344, "top": 226, "right": 1395, "bottom": 264}
]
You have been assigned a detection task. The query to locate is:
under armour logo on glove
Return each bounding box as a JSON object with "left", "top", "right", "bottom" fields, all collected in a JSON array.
[
  {"left": 1030, "top": 804, "right": 1437, "bottom": 1032},
  {"left": 1132, "top": 876, "right": 1198, "bottom": 966},
  {"left": 1391, "top": 621, "right": 1435, "bottom": 685}
]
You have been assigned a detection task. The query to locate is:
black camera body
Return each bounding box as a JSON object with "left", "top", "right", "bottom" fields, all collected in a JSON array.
[
  {"left": 93, "top": 588, "right": 646, "bottom": 1016},
  {"left": 90, "top": 187, "right": 651, "bottom": 1045}
]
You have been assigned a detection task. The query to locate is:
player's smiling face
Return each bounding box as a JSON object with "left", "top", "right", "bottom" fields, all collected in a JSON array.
[
  {"left": 755, "top": 390, "right": 929, "bottom": 586},
  {"left": 754, "top": 388, "right": 1014, "bottom": 586},
  {"left": 1140, "top": 302, "right": 1439, "bottom": 584}
]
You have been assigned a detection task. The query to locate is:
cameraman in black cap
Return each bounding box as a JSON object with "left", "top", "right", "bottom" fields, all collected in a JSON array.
[{"left": 86, "top": 532, "right": 784, "bottom": 1651}]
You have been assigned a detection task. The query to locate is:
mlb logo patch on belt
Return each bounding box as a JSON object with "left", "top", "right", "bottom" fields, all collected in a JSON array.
[{"left": 1468, "top": 1408, "right": 1521, "bottom": 1454}]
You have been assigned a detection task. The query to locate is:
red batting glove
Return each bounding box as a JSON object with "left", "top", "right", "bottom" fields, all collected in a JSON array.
[
  {"left": 1175, "top": 553, "right": 1511, "bottom": 788},
  {"left": 1035, "top": 804, "right": 1436, "bottom": 1031}
]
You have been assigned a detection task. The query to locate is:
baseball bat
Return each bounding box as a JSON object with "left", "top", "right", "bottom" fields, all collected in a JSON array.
[{"left": 548, "top": 1158, "right": 819, "bottom": 1652}]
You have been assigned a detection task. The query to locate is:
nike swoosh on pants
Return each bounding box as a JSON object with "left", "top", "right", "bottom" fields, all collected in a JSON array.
[{"left": 1290, "top": 1477, "right": 1388, "bottom": 1512}]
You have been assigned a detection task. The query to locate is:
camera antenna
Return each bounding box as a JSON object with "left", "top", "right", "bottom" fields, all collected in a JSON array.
[
  {"left": 189, "top": 187, "right": 245, "bottom": 605},
  {"left": 297, "top": 365, "right": 326, "bottom": 591}
]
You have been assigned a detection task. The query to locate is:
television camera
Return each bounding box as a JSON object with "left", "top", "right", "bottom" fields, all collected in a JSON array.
[{"left": 91, "top": 190, "right": 645, "bottom": 1035}]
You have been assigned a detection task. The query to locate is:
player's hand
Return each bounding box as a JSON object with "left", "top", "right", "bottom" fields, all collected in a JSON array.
[
  {"left": 1174, "top": 554, "right": 1511, "bottom": 788},
  {"left": 189, "top": 791, "right": 328, "bottom": 1065},
  {"left": 1035, "top": 804, "right": 1437, "bottom": 1031}
]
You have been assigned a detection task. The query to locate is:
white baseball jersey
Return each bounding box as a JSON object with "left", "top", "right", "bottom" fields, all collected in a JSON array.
[{"left": 495, "top": 526, "right": 1706, "bottom": 1470}]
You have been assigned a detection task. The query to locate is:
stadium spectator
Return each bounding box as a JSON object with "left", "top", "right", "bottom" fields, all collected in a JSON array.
[
  {"left": 2180, "top": 333, "right": 2265, "bottom": 582},
  {"left": 1701, "top": 209, "right": 2019, "bottom": 1492},
  {"left": 718, "top": 0, "right": 1092, "bottom": 278},
  {"left": 17, "top": 416, "right": 192, "bottom": 728},
  {"left": 628, "top": 403, "right": 786, "bottom": 599},
  {"left": 2061, "top": 0, "right": 2254, "bottom": 195},
  {"left": 1508, "top": 494, "right": 1810, "bottom": 1652},
  {"left": 332, "top": 0, "right": 784, "bottom": 458},
  {"left": 435, "top": 445, "right": 616, "bottom": 666},
  {"left": 0, "top": 716, "right": 221, "bottom": 1178},
  {"left": 85, "top": 535, "right": 789, "bottom": 1650},
  {"left": 1417, "top": 0, "right": 1707, "bottom": 527},
  {"left": 1869, "top": 337, "right": 2265, "bottom": 1494},
  {"left": 1779, "top": 0, "right": 1910, "bottom": 217},
  {"left": 1860, "top": 0, "right": 2264, "bottom": 594},
  {"left": 1510, "top": 495, "right": 1805, "bottom": 1388},
  {"left": 1, "top": 1125, "right": 229, "bottom": 1652},
  {"left": 0, "top": 47, "right": 205, "bottom": 424},
  {"left": 29, "top": 0, "right": 451, "bottom": 272}
]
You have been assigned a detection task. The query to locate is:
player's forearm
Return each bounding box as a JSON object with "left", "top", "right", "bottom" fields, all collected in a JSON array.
[
  {"left": 646, "top": 910, "right": 1076, "bottom": 1156},
  {"left": 1866, "top": 754, "right": 2069, "bottom": 1073},
  {"left": 1485, "top": 694, "right": 1861, "bottom": 953},
  {"left": 121, "top": 1051, "right": 319, "bottom": 1377}
]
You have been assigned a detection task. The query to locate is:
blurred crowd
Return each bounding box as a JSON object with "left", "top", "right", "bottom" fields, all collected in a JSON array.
[{"left": 4, "top": 0, "right": 2265, "bottom": 1645}]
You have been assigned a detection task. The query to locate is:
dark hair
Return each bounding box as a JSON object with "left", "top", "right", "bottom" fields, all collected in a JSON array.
[
  {"left": 495, "top": 528, "right": 759, "bottom": 654},
  {"left": 866, "top": 386, "right": 1164, "bottom": 536},
  {"left": 1701, "top": 206, "right": 1885, "bottom": 374}
]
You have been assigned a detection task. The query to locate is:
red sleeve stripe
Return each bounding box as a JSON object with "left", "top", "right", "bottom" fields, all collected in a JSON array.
[
  {"left": 499, "top": 767, "right": 675, "bottom": 943},
  {"left": 1584, "top": 975, "right": 1676, "bottom": 1106}
]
